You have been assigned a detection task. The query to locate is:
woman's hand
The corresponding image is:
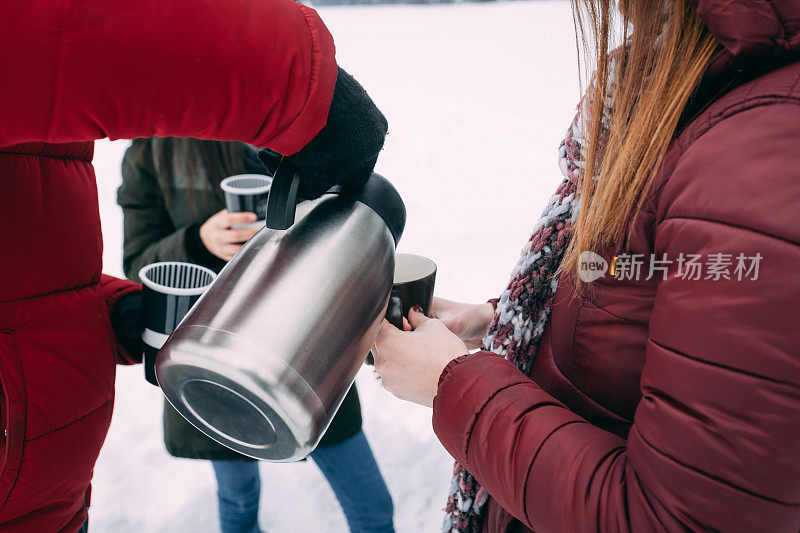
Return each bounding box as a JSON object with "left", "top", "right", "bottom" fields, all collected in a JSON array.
[
  {"left": 430, "top": 297, "right": 495, "bottom": 349},
  {"left": 372, "top": 307, "right": 469, "bottom": 407},
  {"left": 199, "top": 209, "right": 260, "bottom": 260}
]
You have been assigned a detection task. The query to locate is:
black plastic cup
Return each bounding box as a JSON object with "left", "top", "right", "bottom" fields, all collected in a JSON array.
[
  {"left": 220, "top": 174, "right": 272, "bottom": 227},
  {"left": 139, "top": 262, "right": 216, "bottom": 385},
  {"left": 367, "top": 253, "right": 437, "bottom": 365}
]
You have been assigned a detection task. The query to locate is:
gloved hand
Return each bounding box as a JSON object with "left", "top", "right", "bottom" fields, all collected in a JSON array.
[
  {"left": 259, "top": 66, "right": 388, "bottom": 199},
  {"left": 110, "top": 292, "right": 145, "bottom": 365}
]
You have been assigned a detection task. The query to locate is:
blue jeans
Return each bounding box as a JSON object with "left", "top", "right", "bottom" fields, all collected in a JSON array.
[{"left": 212, "top": 429, "right": 394, "bottom": 533}]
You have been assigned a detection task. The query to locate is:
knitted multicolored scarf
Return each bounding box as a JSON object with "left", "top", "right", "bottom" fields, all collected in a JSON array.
[{"left": 442, "top": 87, "right": 610, "bottom": 532}]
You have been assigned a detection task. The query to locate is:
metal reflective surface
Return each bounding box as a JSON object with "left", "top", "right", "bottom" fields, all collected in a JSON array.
[{"left": 156, "top": 195, "right": 395, "bottom": 461}]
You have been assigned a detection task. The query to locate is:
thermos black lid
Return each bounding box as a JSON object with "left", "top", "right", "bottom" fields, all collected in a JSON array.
[
  {"left": 265, "top": 157, "right": 406, "bottom": 245},
  {"left": 329, "top": 173, "right": 405, "bottom": 244}
]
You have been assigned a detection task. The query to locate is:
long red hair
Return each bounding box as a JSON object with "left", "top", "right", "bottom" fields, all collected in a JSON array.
[{"left": 562, "top": 0, "right": 720, "bottom": 284}]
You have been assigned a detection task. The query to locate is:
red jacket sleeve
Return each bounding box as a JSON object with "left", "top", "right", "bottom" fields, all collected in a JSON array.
[
  {"left": 98, "top": 274, "right": 142, "bottom": 365},
  {"left": 0, "top": 0, "right": 336, "bottom": 155},
  {"left": 433, "top": 104, "right": 800, "bottom": 532}
]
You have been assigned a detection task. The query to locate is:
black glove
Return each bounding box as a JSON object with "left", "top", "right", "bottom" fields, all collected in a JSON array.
[
  {"left": 259, "top": 66, "right": 388, "bottom": 199},
  {"left": 110, "top": 292, "right": 145, "bottom": 364}
]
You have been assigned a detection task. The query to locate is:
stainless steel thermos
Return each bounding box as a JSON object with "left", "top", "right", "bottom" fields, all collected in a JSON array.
[{"left": 155, "top": 159, "right": 406, "bottom": 461}]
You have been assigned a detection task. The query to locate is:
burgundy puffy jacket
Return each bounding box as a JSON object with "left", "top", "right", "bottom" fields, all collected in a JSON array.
[
  {"left": 433, "top": 2, "right": 800, "bottom": 531},
  {"left": 0, "top": 1, "right": 335, "bottom": 530}
]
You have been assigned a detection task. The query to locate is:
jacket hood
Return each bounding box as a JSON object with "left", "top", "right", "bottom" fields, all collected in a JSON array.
[{"left": 693, "top": 0, "right": 800, "bottom": 58}]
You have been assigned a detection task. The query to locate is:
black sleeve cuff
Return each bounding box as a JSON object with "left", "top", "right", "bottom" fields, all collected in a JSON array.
[
  {"left": 184, "top": 223, "right": 227, "bottom": 272},
  {"left": 111, "top": 292, "right": 144, "bottom": 363}
]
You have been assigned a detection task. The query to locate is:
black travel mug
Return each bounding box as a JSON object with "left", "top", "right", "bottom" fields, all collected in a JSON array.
[
  {"left": 367, "top": 253, "right": 437, "bottom": 365},
  {"left": 139, "top": 262, "right": 216, "bottom": 385}
]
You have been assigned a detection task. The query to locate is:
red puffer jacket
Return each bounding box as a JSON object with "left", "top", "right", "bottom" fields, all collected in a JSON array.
[
  {"left": 434, "top": 2, "right": 800, "bottom": 532},
  {"left": 0, "top": 1, "right": 335, "bottom": 530}
]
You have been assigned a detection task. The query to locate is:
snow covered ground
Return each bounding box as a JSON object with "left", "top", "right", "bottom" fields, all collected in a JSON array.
[{"left": 91, "top": 2, "right": 579, "bottom": 531}]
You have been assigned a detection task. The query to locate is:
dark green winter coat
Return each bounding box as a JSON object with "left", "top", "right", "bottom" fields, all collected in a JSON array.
[{"left": 118, "top": 137, "right": 363, "bottom": 461}]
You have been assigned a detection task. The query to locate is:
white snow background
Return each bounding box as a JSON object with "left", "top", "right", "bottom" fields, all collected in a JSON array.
[{"left": 91, "top": 2, "right": 579, "bottom": 531}]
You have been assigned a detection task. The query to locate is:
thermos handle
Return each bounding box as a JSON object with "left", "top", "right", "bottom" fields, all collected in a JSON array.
[
  {"left": 265, "top": 157, "right": 302, "bottom": 230},
  {"left": 265, "top": 155, "right": 406, "bottom": 243}
]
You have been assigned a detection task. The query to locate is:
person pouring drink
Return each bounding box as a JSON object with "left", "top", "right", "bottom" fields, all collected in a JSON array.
[{"left": 0, "top": 0, "right": 391, "bottom": 530}]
